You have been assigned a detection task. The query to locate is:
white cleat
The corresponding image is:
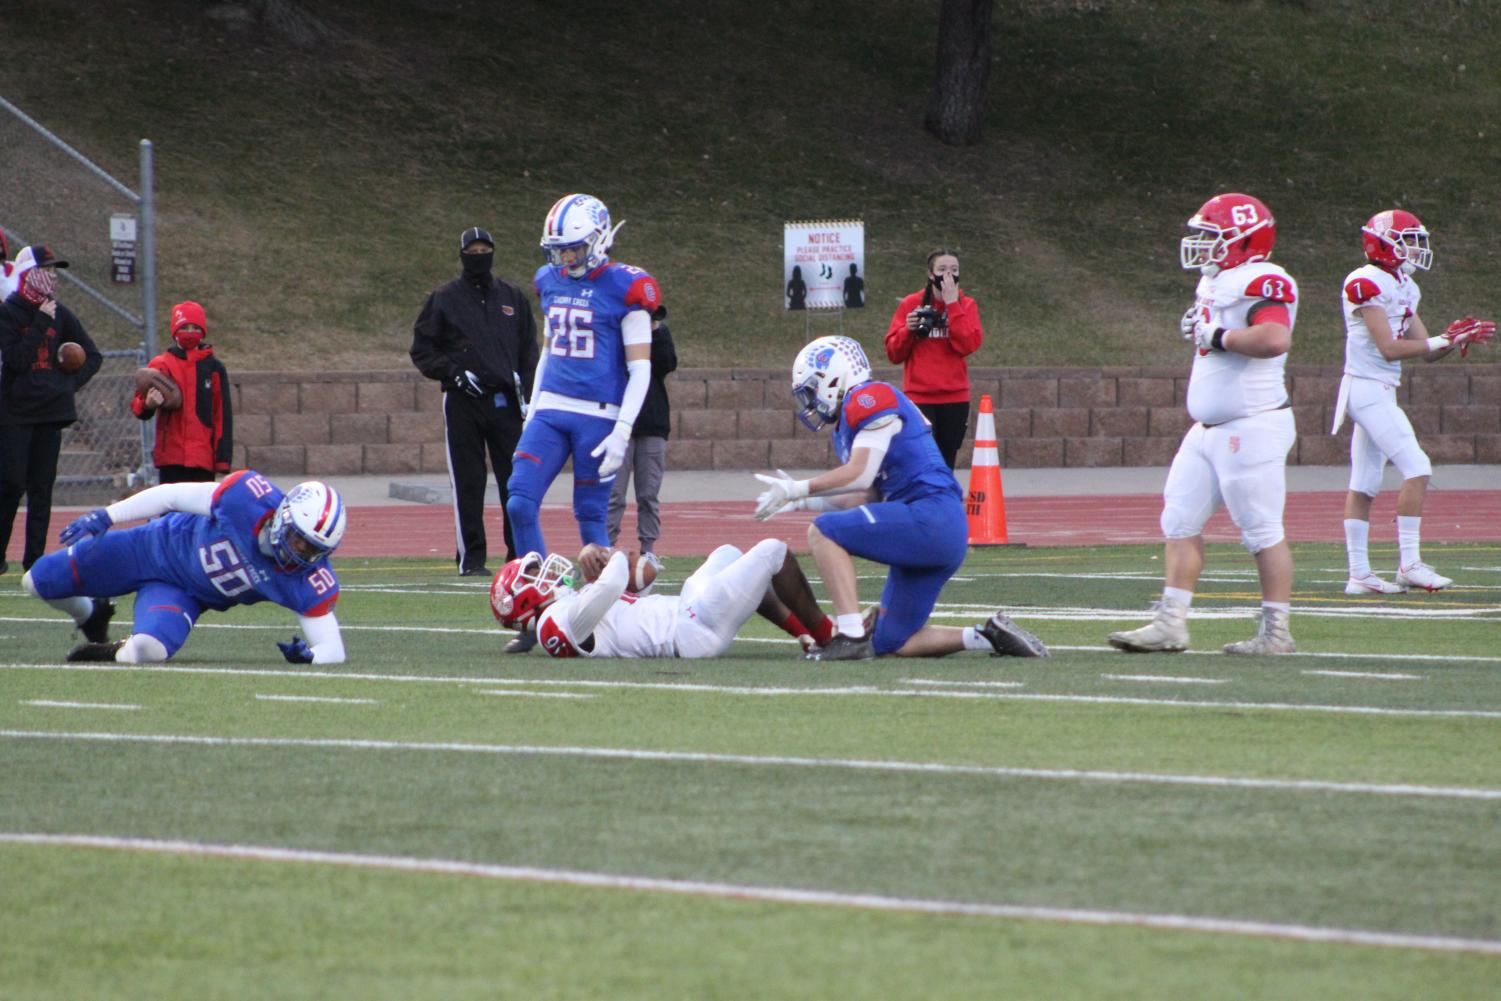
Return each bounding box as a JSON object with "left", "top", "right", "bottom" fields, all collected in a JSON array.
[
  {"left": 1108, "top": 600, "right": 1189, "bottom": 653},
  {"left": 1344, "top": 572, "right": 1407, "bottom": 595},
  {"left": 1223, "top": 610, "right": 1296, "bottom": 656},
  {"left": 1396, "top": 562, "right": 1453, "bottom": 592}
]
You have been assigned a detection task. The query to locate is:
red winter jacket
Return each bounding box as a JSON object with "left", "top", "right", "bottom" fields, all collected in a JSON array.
[
  {"left": 883, "top": 288, "right": 983, "bottom": 404},
  {"left": 131, "top": 343, "right": 233, "bottom": 473}
]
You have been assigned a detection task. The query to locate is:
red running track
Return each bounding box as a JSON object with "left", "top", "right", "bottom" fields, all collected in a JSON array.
[
  {"left": 9, "top": 491, "right": 1494, "bottom": 564},
  {"left": 333, "top": 489, "right": 1501, "bottom": 559}
]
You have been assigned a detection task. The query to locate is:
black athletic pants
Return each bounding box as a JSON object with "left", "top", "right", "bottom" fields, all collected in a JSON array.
[
  {"left": 443, "top": 390, "right": 523, "bottom": 574},
  {"left": 0, "top": 422, "right": 65, "bottom": 571},
  {"left": 916, "top": 401, "right": 970, "bottom": 471}
]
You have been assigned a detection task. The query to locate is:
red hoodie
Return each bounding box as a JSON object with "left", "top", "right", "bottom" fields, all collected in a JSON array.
[{"left": 883, "top": 288, "right": 983, "bottom": 404}]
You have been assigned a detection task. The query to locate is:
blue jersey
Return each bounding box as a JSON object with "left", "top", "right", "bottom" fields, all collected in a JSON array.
[
  {"left": 833, "top": 381, "right": 962, "bottom": 505},
  {"left": 533, "top": 261, "right": 662, "bottom": 404},
  {"left": 133, "top": 470, "right": 341, "bottom": 615}
]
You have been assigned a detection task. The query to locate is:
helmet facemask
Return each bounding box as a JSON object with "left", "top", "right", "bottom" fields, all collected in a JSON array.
[
  {"left": 790, "top": 336, "right": 871, "bottom": 431},
  {"left": 540, "top": 194, "right": 621, "bottom": 278},
  {"left": 265, "top": 482, "right": 346, "bottom": 571},
  {"left": 489, "top": 552, "right": 576, "bottom": 629}
]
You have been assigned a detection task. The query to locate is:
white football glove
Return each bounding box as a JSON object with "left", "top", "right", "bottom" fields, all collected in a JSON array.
[
  {"left": 1192, "top": 318, "right": 1224, "bottom": 351},
  {"left": 591, "top": 422, "right": 632, "bottom": 478},
  {"left": 753, "top": 470, "right": 810, "bottom": 520},
  {"left": 1179, "top": 305, "right": 1200, "bottom": 340}
]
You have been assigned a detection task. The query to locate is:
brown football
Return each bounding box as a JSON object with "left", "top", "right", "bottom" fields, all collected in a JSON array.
[
  {"left": 134, "top": 367, "right": 183, "bottom": 410},
  {"left": 58, "top": 342, "right": 86, "bottom": 374},
  {"left": 576, "top": 544, "right": 658, "bottom": 593}
]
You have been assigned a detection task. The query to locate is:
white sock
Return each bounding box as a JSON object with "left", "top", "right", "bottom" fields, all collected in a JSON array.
[
  {"left": 1397, "top": 516, "right": 1421, "bottom": 568},
  {"left": 1344, "top": 519, "right": 1371, "bottom": 577},
  {"left": 1162, "top": 586, "right": 1193, "bottom": 609},
  {"left": 962, "top": 626, "right": 990, "bottom": 651},
  {"left": 836, "top": 613, "right": 865, "bottom": 638},
  {"left": 48, "top": 595, "right": 95, "bottom": 624}
]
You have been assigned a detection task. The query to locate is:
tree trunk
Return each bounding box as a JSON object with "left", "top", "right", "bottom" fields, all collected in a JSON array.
[{"left": 924, "top": 0, "right": 995, "bottom": 146}]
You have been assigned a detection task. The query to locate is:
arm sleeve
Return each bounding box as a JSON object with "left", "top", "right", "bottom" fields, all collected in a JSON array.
[
  {"left": 105, "top": 482, "right": 217, "bottom": 523},
  {"left": 560, "top": 551, "right": 630, "bottom": 643},
  {"left": 616, "top": 357, "right": 652, "bottom": 430},
  {"left": 945, "top": 296, "right": 984, "bottom": 356},
  {"left": 408, "top": 293, "right": 455, "bottom": 382},
  {"left": 843, "top": 418, "right": 901, "bottom": 490},
  {"left": 299, "top": 611, "right": 345, "bottom": 664}
]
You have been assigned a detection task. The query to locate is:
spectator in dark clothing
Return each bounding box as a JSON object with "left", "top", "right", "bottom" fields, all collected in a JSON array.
[
  {"left": 131, "top": 300, "right": 233, "bottom": 483},
  {"left": 410, "top": 226, "right": 541, "bottom": 577},
  {"left": 0, "top": 245, "right": 103, "bottom": 573},
  {"left": 607, "top": 305, "right": 677, "bottom": 557}
]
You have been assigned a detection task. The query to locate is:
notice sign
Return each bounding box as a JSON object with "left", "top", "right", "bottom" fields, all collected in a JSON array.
[
  {"left": 784, "top": 219, "right": 865, "bottom": 310},
  {"left": 110, "top": 213, "right": 137, "bottom": 284}
]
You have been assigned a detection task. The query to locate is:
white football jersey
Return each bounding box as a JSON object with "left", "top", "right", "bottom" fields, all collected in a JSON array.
[
  {"left": 1184, "top": 260, "right": 1298, "bottom": 425},
  {"left": 1341, "top": 264, "right": 1420, "bottom": 387},
  {"left": 536, "top": 590, "right": 679, "bottom": 659}
]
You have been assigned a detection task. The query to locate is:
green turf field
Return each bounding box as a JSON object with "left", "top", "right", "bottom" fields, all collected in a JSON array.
[{"left": 3, "top": 542, "right": 1499, "bottom": 999}]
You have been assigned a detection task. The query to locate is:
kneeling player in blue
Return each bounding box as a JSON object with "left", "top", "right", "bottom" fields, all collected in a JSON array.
[
  {"left": 23, "top": 470, "right": 347, "bottom": 664},
  {"left": 754, "top": 336, "right": 1048, "bottom": 661}
]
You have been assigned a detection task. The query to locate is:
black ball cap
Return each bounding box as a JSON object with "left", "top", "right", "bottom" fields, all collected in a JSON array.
[{"left": 460, "top": 227, "right": 494, "bottom": 251}]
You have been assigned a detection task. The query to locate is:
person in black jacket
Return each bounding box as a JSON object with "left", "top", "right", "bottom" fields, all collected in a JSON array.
[
  {"left": 410, "top": 226, "right": 540, "bottom": 577},
  {"left": 0, "top": 245, "right": 103, "bottom": 574},
  {"left": 606, "top": 305, "right": 677, "bottom": 557}
]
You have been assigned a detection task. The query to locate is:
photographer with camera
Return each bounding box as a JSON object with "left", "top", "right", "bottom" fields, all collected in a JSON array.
[{"left": 883, "top": 248, "right": 983, "bottom": 470}]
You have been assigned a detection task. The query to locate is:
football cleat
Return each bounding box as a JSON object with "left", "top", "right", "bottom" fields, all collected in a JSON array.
[
  {"left": 66, "top": 640, "right": 125, "bottom": 663},
  {"left": 1396, "top": 562, "right": 1452, "bottom": 592},
  {"left": 803, "top": 632, "right": 875, "bottom": 662},
  {"left": 1107, "top": 600, "right": 1189, "bottom": 653},
  {"left": 978, "top": 612, "right": 1049, "bottom": 658},
  {"left": 1223, "top": 610, "right": 1295, "bottom": 656},
  {"left": 79, "top": 598, "right": 116, "bottom": 643},
  {"left": 1344, "top": 572, "right": 1407, "bottom": 595}
]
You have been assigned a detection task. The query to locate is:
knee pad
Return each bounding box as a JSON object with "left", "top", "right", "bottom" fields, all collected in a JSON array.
[
  {"left": 1160, "top": 502, "right": 1207, "bottom": 541},
  {"left": 118, "top": 633, "right": 170, "bottom": 664},
  {"left": 505, "top": 492, "right": 539, "bottom": 527},
  {"left": 750, "top": 538, "right": 788, "bottom": 570},
  {"left": 1389, "top": 441, "right": 1432, "bottom": 482},
  {"left": 1239, "top": 520, "right": 1285, "bottom": 555}
]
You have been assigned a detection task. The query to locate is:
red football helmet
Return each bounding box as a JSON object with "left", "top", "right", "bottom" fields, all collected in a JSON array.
[
  {"left": 489, "top": 552, "right": 576, "bottom": 629},
  {"left": 1362, "top": 209, "right": 1431, "bottom": 273},
  {"left": 1180, "top": 193, "right": 1276, "bottom": 275}
]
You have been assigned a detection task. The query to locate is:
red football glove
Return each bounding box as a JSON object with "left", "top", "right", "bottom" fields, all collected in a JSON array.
[
  {"left": 1444, "top": 316, "right": 1496, "bottom": 357},
  {"left": 18, "top": 266, "right": 55, "bottom": 307}
]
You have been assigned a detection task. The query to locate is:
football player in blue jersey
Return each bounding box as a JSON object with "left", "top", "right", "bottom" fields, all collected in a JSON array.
[
  {"left": 22, "top": 470, "right": 347, "bottom": 664},
  {"left": 754, "top": 336, "right": 1048, "bottom": 661},
  {"left": 502, "top": 194, "right": 662, "bottom": 653}
]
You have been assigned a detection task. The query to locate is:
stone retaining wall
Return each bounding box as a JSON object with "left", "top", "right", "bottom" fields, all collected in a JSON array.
[{"left": 229, "top": 365, "right": 1501, "bottom": 476}]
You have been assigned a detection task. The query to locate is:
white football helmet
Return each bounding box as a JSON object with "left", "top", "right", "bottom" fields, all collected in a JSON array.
[
  {"left": 791, "top": 336, "right": 872, "bottom": 431},
  {"left": 540, "top": 193, "right": 620, "bottom": 277},
  {"left": 266, "top": 481, "right": 346, "bottom": 570}
]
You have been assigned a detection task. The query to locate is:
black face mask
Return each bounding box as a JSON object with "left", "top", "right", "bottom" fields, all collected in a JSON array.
[{"left": 461, "top": 251, "right": 493, "bottom": 279}]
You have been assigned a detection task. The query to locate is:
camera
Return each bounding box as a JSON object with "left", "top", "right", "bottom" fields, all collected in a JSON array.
[{"left": 911, "top": 305, "right": 946, "bottom": 337}]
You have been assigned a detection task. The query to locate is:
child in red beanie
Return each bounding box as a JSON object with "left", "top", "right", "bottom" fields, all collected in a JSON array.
[{"left": 131, "top": 300, "right": 234, "bottom": 483}]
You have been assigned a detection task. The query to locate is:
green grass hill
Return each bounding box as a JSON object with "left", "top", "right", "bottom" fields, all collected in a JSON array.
[{"left": 4, "top": 0, "right": 1498, "bottom": 374}]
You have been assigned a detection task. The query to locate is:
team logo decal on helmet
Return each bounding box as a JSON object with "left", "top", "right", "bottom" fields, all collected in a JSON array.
[
  {"left": 267, "top": 481, "right": 346, "bottom": 571},
  {"left": 540, "top": 193, "right": 622, "bottom": 277},
  {"left": 1362, "top": 209, "right": 1431, "bottom": 274},
  {"left": 490, "top": 552, "right": 576, "bottom": 629},
  {"left": 1180, "top": 193, "right": 1276, "bottom": 276},
  {"left": 790, "top": 335, "right": 872, "bottom": 431}
]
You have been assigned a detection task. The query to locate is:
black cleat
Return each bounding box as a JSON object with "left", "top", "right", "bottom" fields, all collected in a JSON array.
[
  {"left": 503, "top": 631, "right": 537, "bottom": 654},
  {"left": 803, "top": 632, "right": 875, "bottom": 662},
  {"left": 79, "top": 598, "right": 116, "bottom": 644},
  {"left": 978, "top": 612, "right": 1049, "bottom": 658},
  {"left": 66, "top": 640, "right": 125, "bottom": 663}
]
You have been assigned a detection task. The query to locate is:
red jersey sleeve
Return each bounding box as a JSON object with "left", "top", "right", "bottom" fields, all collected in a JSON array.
[
  {"left": 1345, "top": 277, "right": 1382, "bottom": 305},
  {"left": 1243, "top": 274, "right": 1296, "bottom": 303},
  {"left": 537, "top": 613, "right": 581, "bottom": 658},
  {"left": 841, "top": 382, "right": 900, "bottom": 430},
  {"left": 624, "top": 274, "right": 662, "bottom": 313}
]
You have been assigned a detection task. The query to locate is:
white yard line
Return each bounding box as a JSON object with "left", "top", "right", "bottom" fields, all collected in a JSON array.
[
  {"left": 19, "top": 700, "right": 141, "bottom": 711},
  {"left": 475, "top": 689, "right": 597, "bottom": 700},
  {"left": 1101, "top": 675, "right": 1228, "bottom": 685},
  {"left": 254, "top": 694, "right": 379, "bottom": 705},
  {"left": 2, "top": 729, "right": 1499, "bottom": 801},
  {"left": 2, "top": 663, "right": 1499, "bottom": 717},
  {"left": 902, "top": 679, "right": 1026, "bottom": 689},
  {"left": 1, "top": 833, "right": 1496, "bottom": 956},
  {"left": 1048, "top": 644, "right": 1501, "bottom": 665},
  {"left": 1303, "top": 671, "right": 1422, "bottom": 681}
]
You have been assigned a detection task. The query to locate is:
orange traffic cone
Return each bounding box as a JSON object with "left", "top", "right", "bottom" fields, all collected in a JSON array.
[{"left": 965, "top": 394, "right": 1012, "bottom": 545}]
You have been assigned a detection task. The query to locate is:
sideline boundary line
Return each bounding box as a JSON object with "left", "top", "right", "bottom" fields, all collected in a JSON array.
[
  {"left": 3, "top": 833, "right": 1497, "bottom": 956},
  {"left": 4, "top": 729, "right": 1500, "bottom": 801}
]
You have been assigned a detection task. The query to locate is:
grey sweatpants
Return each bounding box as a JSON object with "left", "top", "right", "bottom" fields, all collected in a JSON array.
[{"left": 607, "top": 436, "right": 668, "bottom": 552}]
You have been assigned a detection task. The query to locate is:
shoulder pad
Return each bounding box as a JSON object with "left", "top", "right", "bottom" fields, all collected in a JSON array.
[
  {"left": 1243, "top": 273, "right": 1296, "bottom": 303},
  {"left": 624, "top": 272, "right": 662, "bottom": 312},
  {"left": 537, "top": 613, "right": 580, "bottom": 658},
  {"left": 1345, "top": 276, "right": 1383, "bottom": 305},
  {"left": 842, "top": 382, "right": 899, "bottom": 426}
]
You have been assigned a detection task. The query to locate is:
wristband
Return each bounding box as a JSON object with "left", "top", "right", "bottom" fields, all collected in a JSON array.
[
  {"left": 1426, "top": 336, "right": 1450, "bottom": 352},
  {"left": 1210, "top": 328, "right": 1227, "bottom": 351}
]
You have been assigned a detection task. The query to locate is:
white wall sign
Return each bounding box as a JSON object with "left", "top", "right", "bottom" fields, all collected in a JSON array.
[{"left": 783, "top": 219, "right": 865, "bottom": 311}]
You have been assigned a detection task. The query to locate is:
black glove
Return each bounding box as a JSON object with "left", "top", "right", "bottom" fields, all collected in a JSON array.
[
  {"left": 277, "top": 636, "right": 315, "bottom": 664},
  {"left": 451, "top": 370, "right": 485, "bottom": 398}
]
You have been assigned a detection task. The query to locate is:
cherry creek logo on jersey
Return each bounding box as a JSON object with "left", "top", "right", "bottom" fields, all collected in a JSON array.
[{"left": 856, "top": 391, "right": 877, "bottom": 409}]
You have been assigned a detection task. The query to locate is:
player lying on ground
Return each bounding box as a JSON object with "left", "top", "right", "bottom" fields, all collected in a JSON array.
[
  {"left": 754, "top": 335, "right": 1048, "bottom": 661},
  {"left": 23, "top": 470, "right": 346, "bottom": 664},
  {"left": 490, "top": 539, "right": 835, "bottom": 659}
]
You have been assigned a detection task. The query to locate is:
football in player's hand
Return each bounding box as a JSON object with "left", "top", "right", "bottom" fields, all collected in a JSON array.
[
  {"left": 576, "top": 544, "right": 658, "bottom": 593},
  {"left": 58, "top": 342, "right": 86, "bottom": 374},
  {"left": 135, "top": 367, "right": 182, "bottom": 411}
]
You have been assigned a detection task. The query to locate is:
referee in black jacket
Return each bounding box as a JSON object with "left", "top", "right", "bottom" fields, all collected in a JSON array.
[{"left": 410, "top": 227, "right": 540, "bottom": 576}]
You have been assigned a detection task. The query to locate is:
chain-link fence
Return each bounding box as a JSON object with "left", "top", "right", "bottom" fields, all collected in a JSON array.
[{"left": 2, "top": 94, "right": 155, "bottom": 503}]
